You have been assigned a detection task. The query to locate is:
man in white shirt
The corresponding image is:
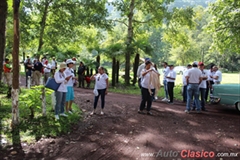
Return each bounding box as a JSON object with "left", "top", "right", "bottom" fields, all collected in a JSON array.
[
  {"left": 212, "top": 66, "right": 222, "bottom": 84},
  {"left": 185, "top": 61, "right": 202, "bottom": 113},
  {"left": 137, "top": 58, "right": 150, "bottom": 88},
  {"left": 51, "top": 57, "right": 57, "bottom": 76},
  {"left": 162, "top": 62, "right": 170, "bottom": 102},
  {"left": 205, "top": 64, "right": 215, "bottom": 101},
  {"left": 43, "top": 60, "right": 51, "bottom": 84},
  {"left": 182, "top": 64, "right": 192, "bottom": 102},
  {"left": 166, "top": 65, "right": 176, "bottom": 104},
  {"left": 193, "top": 62, "right": 208, "bottom": 111}
]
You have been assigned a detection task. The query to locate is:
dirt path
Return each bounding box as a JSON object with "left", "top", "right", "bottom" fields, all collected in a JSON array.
[{"left": 2, "top": 86, "right": 240, "bottom": 160}]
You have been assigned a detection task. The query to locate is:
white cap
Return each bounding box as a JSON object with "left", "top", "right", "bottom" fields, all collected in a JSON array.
[{"left": 66, "top": 59, "right": 75, "bottom": 64}]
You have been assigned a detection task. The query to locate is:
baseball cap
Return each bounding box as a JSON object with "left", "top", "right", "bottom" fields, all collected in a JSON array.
[
  {"left": 198, "top": 62, "right": 204, "bottom": 66},
  {"left": 192, "top": 61, "right": 198, "bottom": 66},
  {"left": 66, "top": 59, "right": 75, "bottom": 64},
  {"left": 145, "top": 58, "right": 150, "bottom": 62}
]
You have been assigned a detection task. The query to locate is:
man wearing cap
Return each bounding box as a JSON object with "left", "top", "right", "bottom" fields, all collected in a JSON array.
[
  {"left": 211, "top": 66, "right": 222, "bottom": 84},
  {"left": 137, "top": 58, "right": 150, "bottom": 89},
  {"left": 64, "top": 59, "right": 77, "bottom": 114},
  {"left": 182, "top": 64, "right": 192, "bottom": 102},
  {"left": 185, "top": 61, "right": 202, "bottom": 113},
  {"left": 162, "top": 62, "right": 170, "bottom": 102}
]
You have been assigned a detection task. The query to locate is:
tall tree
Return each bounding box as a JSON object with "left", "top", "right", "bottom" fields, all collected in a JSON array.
[
  {"left": 0, "top": 0, "right": 8, "bottom": 83},
  {"left": 11, "top": 0, "right": 21, "bottom": 147},
  {"left": 111, "top": 0, "right": 174, "bottom": 85}
]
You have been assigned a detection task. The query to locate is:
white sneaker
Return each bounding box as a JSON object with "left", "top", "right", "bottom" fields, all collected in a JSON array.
[
  {"left": 68, "top": 111, "right": 73, "bottom": 114},
  {"left": 155, "top": 97, "right": 158, "bottom": 100},
  {"left": 90, "top": 110, "right": 96, "bottom": 115},
  {"left": 60, "top": 113, "right": 68, "bottom": 117},
  {"left": 162, "top": 98, "right": 168, "bottom": 102},
  {"left": 100, "top": 111, "right": 104, "bottom": 115},
  {"left": 55, "top": 115, "right": 59, "bottom": 120}
]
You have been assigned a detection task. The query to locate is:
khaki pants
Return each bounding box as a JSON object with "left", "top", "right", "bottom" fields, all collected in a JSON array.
[
  {"left": 34, "top": 71, "right": 42, "bottom": 85},
  {"left": 3, "top": 72, "right": 12, "bottom": 86}
]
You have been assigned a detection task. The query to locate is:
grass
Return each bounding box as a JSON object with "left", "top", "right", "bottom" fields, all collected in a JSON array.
[{"left": 0, "top": 84, "right": 82, "bottom": 147}]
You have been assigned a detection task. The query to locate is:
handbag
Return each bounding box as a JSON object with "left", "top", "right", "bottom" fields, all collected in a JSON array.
[
  {"left": 45, "top": 77, "right": 61, "bottom": 91},
  {"left": 93, "top": 83, "right": 98, "bottom": 96}
]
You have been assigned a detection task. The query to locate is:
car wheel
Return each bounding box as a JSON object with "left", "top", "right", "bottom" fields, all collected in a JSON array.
[{"left": 235, "top": 102, "right": 240, "bottom": 112}]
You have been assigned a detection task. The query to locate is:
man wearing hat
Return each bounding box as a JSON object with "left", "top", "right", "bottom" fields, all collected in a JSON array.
[
  {"left": 137, "top": 58, "right": 150, "bottom": 88},
  {"left": 185, "top": 61, "right": 202, "bottom": 113}
]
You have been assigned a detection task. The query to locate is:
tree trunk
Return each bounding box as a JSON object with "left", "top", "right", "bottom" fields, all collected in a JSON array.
[
  {"left": 37, "top": 0, "right": 51, "bottom": 52},
  {"left": 125, "top": 0, "right": 135, "bottom": 85},
  {"left": 133, "top": 53, "right": 139, "bottom": 85},
  {"left": 0, "top": 0, "right": 7, "bottom": 83},
  {"left": 116, "top": 60, "right": 119, "bottom": 84},
  {"left": 96, "top": 55, "right": 100, "bottom": 73},
  {"left": 12, "top": 0, "right": 20, "bottom": 125},
  {"left": 112, "top": 57, "right": 116, "bottom": 87}
]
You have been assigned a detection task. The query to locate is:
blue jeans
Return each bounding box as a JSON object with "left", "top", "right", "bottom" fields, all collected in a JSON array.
[
  {"left": 192, "top": 88, "right": 206, "bottom": 110},
  {"left": 55, "top": 91, "right": 66, "bottom": 115},
  {"left": 186, "top": 84, "right": 201, "bottom": 111},
  {"left": 94, "top": 88, "right": 106, "bottom": 109},
  {"left": 199, "top": 88, "right": 206, "bottom": 110},
  {"left": 183, "top": 85, "right": 187, "bottom": 102},
  {"left": 163, "top": 80, "right": 168, "bottom": 99}
]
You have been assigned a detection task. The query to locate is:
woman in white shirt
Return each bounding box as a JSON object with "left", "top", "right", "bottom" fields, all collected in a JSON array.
[
  {"left": 166, "top": 65, "right": 176, "bottom": 104},
  {"left": 90, "top": 67, "right": 109, "bottom": 115},
  {"left": 138, "top": 61, "right": 155, "bottom": 115},
  {"left": 54, "top": 63, "right": 72, "bottom": 120}
]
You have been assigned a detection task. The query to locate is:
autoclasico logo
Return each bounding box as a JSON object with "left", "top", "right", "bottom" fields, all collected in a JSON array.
[{"left": 155, "top": 150, "right": 215, "bottom": 158}]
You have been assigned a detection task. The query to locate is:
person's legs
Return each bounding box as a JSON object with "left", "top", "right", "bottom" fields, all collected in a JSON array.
[
  {"left": 60, "top": 92, "right": 66, "bottom": 114},
  {"left": 186, "top": 84, "right": 193, "bottom": 111},
  {"left": 55, "top": 91, "right": 62, "bottom": 115},
  {"left": 100, "top": 89, "right": 106, "bottom": 109},
  {"left": 65, "top": 86, "right": 71, "bottom": 112},
  {"left": 205, "top": 81, "right": 209, "bottom": 101},
  {"left": 147, "top": 89, "right": 154, "bottom": 112},
  {"left": 80, "top": 75, "right": 84, "bottom": 88},
  {"left": 94, "top": 93, "right": 100, "bottom": 109},
  {"left": 139, "top": 87, "right": 148, "bottom": 111},
  {"left": 152, "top": 88, "right": 156, "bottom": 101},
  {"left": 167, "top": 82, "right": 174, "bottom": 102},
  {"left": 163, "top": 80, "right": 168, "bottom": 99},
  {"left": 183, "top": 85, "right": 187, "bottom": 102},
  {"left": 200, "top": 88, "right": 206, "bottom": 110},
  {"left": 193, "top": 84, "right": 201, "bottom": 111}
]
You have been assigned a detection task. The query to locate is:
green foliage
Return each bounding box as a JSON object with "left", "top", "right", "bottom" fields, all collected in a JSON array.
[
  {"left": 0, "top": 87, "right": 82, "bottom": 145},
  {"left": 207, "top": 0, "right": 240, "bottom": 54}
]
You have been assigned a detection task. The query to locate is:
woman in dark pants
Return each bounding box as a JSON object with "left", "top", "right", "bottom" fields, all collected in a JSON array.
[
  {"left": 166, "top": 65, "right": 176, "bottom": 104},
  {"left": 138, "top": 61, "right": 155, "bottom": 115},
  {"left": 90, "top": 67, "right": 109, "bottom": 115}
]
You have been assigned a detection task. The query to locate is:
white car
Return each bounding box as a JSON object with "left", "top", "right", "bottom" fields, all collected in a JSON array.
[{"left": 174, "top": 66, "right": 187, "bottom": 75}]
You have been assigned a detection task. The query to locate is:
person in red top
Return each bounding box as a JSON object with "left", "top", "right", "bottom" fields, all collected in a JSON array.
[
  {"left": 3, "top": 58, "right": 12, "bottom": 87},
  {"left": 85, "top": 75, "right": 91, "bottom": 88}
]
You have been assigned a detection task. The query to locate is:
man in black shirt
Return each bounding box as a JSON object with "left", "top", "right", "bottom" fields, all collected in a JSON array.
[
  {"left": 77, "top": 62, "right": 86, "bottom": 88},
  {"left": 33, "top": 59, "right": 43, "bottom": 85}
]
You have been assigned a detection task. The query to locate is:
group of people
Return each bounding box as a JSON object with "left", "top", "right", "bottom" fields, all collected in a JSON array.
[
  {"left": 54, "top": 60, "right": 108, "bottom": 119},
  {"left": 161, "top": 61, "right": 222, "bottom": 113},
  {"left": 136, "top": 58, "right": 223, "bottom": 115}
]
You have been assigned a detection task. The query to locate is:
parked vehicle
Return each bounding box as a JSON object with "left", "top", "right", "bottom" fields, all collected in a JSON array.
[
  {"left": 211, "top": 84, "right": 240, "bottom": 112},
  {"left": 174, "top": 66, "right": 186, "bottom": 75}
]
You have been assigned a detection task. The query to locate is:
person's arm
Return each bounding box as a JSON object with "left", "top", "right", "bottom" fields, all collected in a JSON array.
[
  {"left": 105, "top": 78, "right": 109, "bottom": 95},
  {"left": 186, "top": 76, "right": 189, "bottom": 85},
  {"left": 166, "top": 72, "right": 176, "bottom": 80},
  {"left": 142, "top": 68, "right": 152, "bottom": 77},
  {"left": 198, "top": 77, "right": 203, "bottom": 85},
  {"left": 90, "top": 74, "right": 97, "bottom": 81}
]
